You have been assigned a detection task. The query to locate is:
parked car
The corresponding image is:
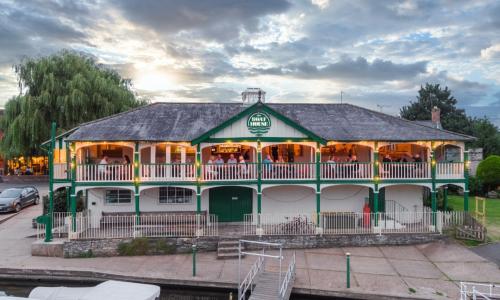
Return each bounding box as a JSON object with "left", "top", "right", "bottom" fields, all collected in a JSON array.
[{"left": 0, "top": 187, "right": 39, "bottom": 213}]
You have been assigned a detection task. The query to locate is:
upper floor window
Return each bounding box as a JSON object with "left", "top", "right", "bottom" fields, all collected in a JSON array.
[{"left": 159, "top": 187, "right": 193, "bottom": 204}]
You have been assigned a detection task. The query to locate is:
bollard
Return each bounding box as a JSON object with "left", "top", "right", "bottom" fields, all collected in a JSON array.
[
  {"left": 346, "top": 252, "right": 350, "bottom": 288},
  {"left": 192, "top": 244, "right": 197, "bottom": 277}
]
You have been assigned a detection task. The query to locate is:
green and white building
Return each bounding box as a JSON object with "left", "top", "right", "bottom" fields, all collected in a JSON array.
[{"left": 43, "top": 91, "right": 473, "bottom": 239}]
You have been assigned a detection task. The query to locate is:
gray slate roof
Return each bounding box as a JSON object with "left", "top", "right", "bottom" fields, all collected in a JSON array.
[{"left": 67, "top": 102, "right": 474, "bottom": 142}]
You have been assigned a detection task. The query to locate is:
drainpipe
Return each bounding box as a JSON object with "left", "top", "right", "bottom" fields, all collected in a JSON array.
[
  {"left": 46, "top": 122, "right": 56, "bottom": 242},
  {"left": 196, "top": 144, "right": 201, "bottom": 213},
  {"left": 70, "top": 142, "right": 77, "bottom": 233},
  {"left": 464, "top": 150, "right": 469, "bottom": 212},
  {"left": 373, "top": 142, "right": 379, "bottom": 227},
  {"left": 257, "top": 141, "right": 262, "bottom": 232},
  {"left": 431, "top": 149, "right": 437, "bottom": 227},
  {"left": 134, "top": 142, "right": 140, "bottom": 224},
  {"left": 315, "top": 143, "right": 321, "bottom": 227}
]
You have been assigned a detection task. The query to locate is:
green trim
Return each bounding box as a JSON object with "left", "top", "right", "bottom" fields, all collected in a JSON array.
[
  {"left": 464, "top": 151, "right": 469, "bottom": 212},
  {"left": 40, "top": 127, "right": 79, "bottom": 148},
  {"left": 315, "top": 142, "right": 321, "bottom": 224},
  {"left": 443, "top": 186, "right": 448, "bottom": 211},
  {"left": 196, "top": 144, "right": 201, "bottom": 214},
  {"left": 257, "top": 141, "right": 262, "bottom": 214},
  {"left": 191, "top": 102, "right": 326, "bottom": 145},
  {"left": 202, "top": 137, "right": 315, "bottom": 143}
]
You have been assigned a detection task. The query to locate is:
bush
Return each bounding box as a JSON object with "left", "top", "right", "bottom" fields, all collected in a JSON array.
[
  {"left": 43, "top": 188, "right": 85, "bottom": 214},
  {"left": 477, "top": 155, "right": 500, "bottom": 192}
]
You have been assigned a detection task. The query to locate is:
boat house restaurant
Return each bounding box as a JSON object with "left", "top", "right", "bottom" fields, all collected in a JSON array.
[{"left": 44, "top": 90, "right": 473, "bottom": 239}]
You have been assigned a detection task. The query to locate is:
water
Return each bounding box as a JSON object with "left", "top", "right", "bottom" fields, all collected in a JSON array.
[{"left": 0, "top": 280, "right": 347, "bottom": 300}]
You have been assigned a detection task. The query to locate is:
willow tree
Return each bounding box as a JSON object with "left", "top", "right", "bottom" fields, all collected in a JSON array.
[{"left": 0, "top": 50, "right": 146, "bottom": 158}]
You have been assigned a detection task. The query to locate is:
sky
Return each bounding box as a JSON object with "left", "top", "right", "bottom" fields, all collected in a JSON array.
[{"left": 1, "top": 0, "right": 500, "bottom": 125}]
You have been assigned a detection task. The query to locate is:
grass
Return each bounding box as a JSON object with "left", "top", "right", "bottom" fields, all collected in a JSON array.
[{"left": 448, "top": 195, "right": 500, "bottom": 241}]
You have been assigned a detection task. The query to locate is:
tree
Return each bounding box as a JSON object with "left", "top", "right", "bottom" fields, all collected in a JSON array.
[
  {"left": 401, "top": 83, "right": 500, "bottom": 157},
  {"left": 476, "top": 155, "right": 500, "bottom": 192},
  {"left": 400, "top": 83, "right": 470, "bottom": 134},
  {"left": 0, "top": 51, "right": 146, "bottom": 158}
]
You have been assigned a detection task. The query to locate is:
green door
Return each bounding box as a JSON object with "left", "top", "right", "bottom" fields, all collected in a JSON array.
[{"left": 209, "top": 187, "right": 253, "bottom": 222}]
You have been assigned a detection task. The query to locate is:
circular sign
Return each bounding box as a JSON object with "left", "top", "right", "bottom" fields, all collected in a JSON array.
[{"left": 247, "top": 112, "right": 271, "bottom": 136}]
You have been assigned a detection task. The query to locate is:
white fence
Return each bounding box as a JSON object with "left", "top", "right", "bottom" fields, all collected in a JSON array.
[
  {"left": 202, "top": 163, "right": 257, "bottom": 181},
  {"left": 436, "top": 162, "right": 464, "bottom": 179},
  {"left": 320, "top": 162, "right": 372, "bottom": 180},
  {"left": 244, "top": 211, "right": 467, "bottom": 236},
  {"left": 68, "top": 213, "right": 218, "bottom": 240},
  {"left": 460, "top": 282, "right": 500, "bottom": 300},
  {"left": 76, "top": 164, "right": 132, "bottom": 182},
  {"left": 380, "top": 162, "right": 430, "bottom": 179},
  {"left": 36, "top": 212, "right": 84, "bottom": 240},
  {"left": 53, "top": 163, "right": 68, "bottom": 179},
  {"left": 140, "top": 163, "right": 196, "bottom": 181},
  {"left": 261, "top": 162, "right": 316, "bottom": 180}
]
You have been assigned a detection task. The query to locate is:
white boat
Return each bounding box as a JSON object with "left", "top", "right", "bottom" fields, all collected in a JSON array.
[{"left": 28, "top": 280, "right": 160, "bottom": 300}]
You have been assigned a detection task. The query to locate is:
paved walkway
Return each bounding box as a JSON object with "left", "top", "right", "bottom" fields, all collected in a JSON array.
[{"left": 0, "top": 190, "right": 499, "bottom": 299}]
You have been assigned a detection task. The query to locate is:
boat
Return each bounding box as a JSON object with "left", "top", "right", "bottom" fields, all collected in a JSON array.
[{"left": 0, "top": 280, "right": 161, "bottom": 300}]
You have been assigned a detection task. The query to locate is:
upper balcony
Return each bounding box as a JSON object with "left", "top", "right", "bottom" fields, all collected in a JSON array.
[{"left": 52, "top": 141, "right": 466, "bottom": 183}]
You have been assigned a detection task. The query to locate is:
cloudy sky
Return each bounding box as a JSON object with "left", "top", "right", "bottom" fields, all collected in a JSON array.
[{"left": 1, "top": 0, "right": 500, "bottom": 124}]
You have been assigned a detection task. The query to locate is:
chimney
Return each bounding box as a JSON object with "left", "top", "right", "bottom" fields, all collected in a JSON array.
[
  {"left": 431, "top": 106, "right": 442, "bottom": 129},
  {"left": 242, "top": 88, "right": 266, "bottom": 105}
]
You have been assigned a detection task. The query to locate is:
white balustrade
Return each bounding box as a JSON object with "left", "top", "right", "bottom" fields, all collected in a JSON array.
[
  {"left": 140, "top": 163, "right": 196, "bottom": 181},
  {"left": 76, "top": 164, "right": 132, "bottom": 182},
  {"left": 202, "top": 163, "right": 257, "bottom": 181},
  {"left": 261, "top": 163, "right": 315, "bottom": 180},
  {"left": 68, "top": 213, "right": 218, "bottom": 240},
  {"left": 380, "top": 162, "right": 430, "bottom": 179},
  {"left": 53, "top": 163, "right": 69, "bottom": 179},
  {"left": 436, "top": 162, "right": 464, "bottom": 179},
  {"left": 321, "top": 162, "right": 372, "bottom": 180}
]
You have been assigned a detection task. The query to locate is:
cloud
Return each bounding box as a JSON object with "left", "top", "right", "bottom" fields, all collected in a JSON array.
[
  {"left": 249, "top": 56, "right": 428, "bottom": 83},
  {"left": 113, "top": 0, "right": 291, "bottom": 41},
  {"left": 481, "top": 44, "right": 500, "bottom": 60}
]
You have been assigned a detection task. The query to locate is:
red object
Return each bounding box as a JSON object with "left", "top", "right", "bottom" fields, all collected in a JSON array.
[{"left": 363, "top": 203, "right": 371, "bottom": 227}]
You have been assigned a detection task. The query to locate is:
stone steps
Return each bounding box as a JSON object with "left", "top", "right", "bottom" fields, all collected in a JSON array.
[{"left": 217, "top": 239, "right": 244, "bottom": 259}]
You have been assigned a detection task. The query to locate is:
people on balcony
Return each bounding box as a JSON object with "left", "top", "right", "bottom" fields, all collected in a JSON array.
[{"left": 227, "top": 154, "right": 237, "bottom": 164}]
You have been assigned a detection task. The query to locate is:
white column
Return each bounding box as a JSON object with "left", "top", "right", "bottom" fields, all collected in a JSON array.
[
  {"left": 151, "top": 145, "right": 156, "bottom": 163},
  {"left": 150, "top": 145, "right": 156, "bottom": 180},
  {"left": 166, "top": 145, "right": 171, "bottom": 180}
]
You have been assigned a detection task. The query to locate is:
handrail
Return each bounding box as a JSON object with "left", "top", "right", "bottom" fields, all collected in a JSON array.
[
  {"left": 238, "top": 255, "right": 264, "bottom": 300},
  {"left": 279, "top": 252, "right": 296, "bottom": 300},
  {"left": 460, "top": 282, "right": 499, "bottom": 300}
]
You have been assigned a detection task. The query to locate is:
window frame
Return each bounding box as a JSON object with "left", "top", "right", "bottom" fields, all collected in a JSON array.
[
  {"left": 104, "top": 189, "right": 132, "bottom": 205},
  {"left": 158, "top": 187, "right": 193, "bottom": 205}
]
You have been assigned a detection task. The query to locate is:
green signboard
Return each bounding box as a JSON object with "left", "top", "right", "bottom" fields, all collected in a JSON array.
[{"left": 247, "top": 112, "right": 271, "bottom": 135}]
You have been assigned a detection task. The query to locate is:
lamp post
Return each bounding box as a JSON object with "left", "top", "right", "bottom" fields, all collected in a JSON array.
[
  {"left": 346, "top": 252, "right": 351, "bottom": 288},
  {"left": 192, "top": 243, "right": 197, "bottom": 277}
]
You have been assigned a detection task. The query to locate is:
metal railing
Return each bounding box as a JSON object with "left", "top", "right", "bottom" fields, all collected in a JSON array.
[
  {"left": 68, "top": 213, "right": 218, "bottom": 240},
  {"left": 243, "top": 211, "right": 468, "bottom": 236},
  {"left": 320, "top": 162, "right": 372, "bottom": 180},
  {"left": 202, "top": 163, "right": 257, "bottom": 181},
  {"left": 262, "top": 162, "right": 315, "bottom": 180},
  {"left": 238, "top": 255, "right": 265, "bottom": 300},
  {"left": 140, "top": 163, "right": 196, "bottom": 181},
  {"left": 36, "top": 211, "right": 86, "bottom": 240},
  {"left": 76, "top": 164, "right": 133, "bottom": 182},
  {"left": 53, "top": 163, "right": 69, "bottom": 179},
  {"left": 436, "top": 162, "right": 464, "bottom": 179},
  {"left": 380, "top": 162, "right": 430, "bottom": 179},
  {"left": 279, "top": 252, "right": 296, "bottom": 300},
  {"left": 460, "top": 282, "right": 500, "bottom": 300}
]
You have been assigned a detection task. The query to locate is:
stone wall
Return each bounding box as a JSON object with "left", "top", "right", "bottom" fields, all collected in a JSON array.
[{"left": 58, "top": 233, "right": 444, "bottom": 258}]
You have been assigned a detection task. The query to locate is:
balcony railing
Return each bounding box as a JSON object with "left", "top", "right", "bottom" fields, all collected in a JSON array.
[
  {"left": 202, "top": 163, "right": 258, "bottom": 181},
  {"left": 72, "top": 162, "right": 464, "bottom": 182},
  {"left": 436, "top": 162, "right": 464, "bottom": 179},
  {"left": 262, "top": 162, "right": 315, "bottom": 180},
  {"left": 54, "top": 163, "right": 69, "bottom": 180},
  {"left": 76, "top": 164, "right": 133, "bottom": 182},
  {"left": 380, "top": 162, "right": 430, "bottom": 179},
  {"left": 320, "top": 162, "right": 372, "bottom": 180},
  {"left": 141, "top": 163, "right": 196, "bottom": 181}
]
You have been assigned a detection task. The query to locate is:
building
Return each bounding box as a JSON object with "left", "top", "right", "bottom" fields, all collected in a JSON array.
[{"left": 45, "top": 94, "right": 473, "bottom": 239}]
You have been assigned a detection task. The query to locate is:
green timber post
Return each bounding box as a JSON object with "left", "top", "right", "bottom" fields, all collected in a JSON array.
[
  {"left": 431, "top": 149, "right": 437, "bottom": 226},
  {"left": 134, "top": 142, "right": 140, "bottom": 224},
  {"left": 373, "top": 143, "right": 379, "bottom": 226},
  {"left": 443, "top": 186, "right": 448, "bottom": 211},
  {"left": 196, "top": 144, "right": 201, "bottom": 213},
  {"left": 65, "top": 140, "right": 71, "bottom": 180},
  {"left": 315, "top": 142, "right": 321, "bottom": 225},
  {"left": 257, "top": 140, "right": 262, "bottom": 215},
  {"left": 70, "top": 142, "right": 77, "bottom": 232},
  {"left": 464, "top": 150, "right": 469, "bottom": 212},
  {"left": 45, "top": 122, "right": 56, "bottom": 242}
]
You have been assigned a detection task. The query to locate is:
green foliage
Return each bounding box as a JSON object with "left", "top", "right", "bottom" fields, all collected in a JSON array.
[
  {"left": 43, "top": 188, "right": 85, "bottom": 213},
  {"left": 0, "top": 50, "right": 146, "bottom": 158},
  {"left": 117, "top": 238, "right": 176, "bottom": 256},
  {"left": 77, "top": 249, "right": 94, "bottom": 258},
  {"left": 400, "top": 83, "right": 500, "bottom": 157},
  {"left": 477, "top": 155, "right": 500, "bottom": 191}
]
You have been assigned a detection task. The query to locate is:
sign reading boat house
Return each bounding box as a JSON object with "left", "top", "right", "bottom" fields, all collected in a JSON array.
[{"left": 247, "top": 112, "right": 271, "bottom": 135}]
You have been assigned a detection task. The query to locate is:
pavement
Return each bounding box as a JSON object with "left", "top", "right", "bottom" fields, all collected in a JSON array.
[{"left": 0, "top": 181, "right": 499, "bottom": 299}]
